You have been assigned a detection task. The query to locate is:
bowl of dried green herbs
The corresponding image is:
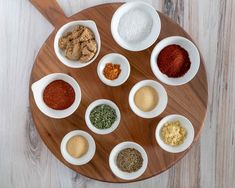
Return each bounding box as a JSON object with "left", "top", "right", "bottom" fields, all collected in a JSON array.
[{"left": 85, "top": 99, "right": 121, "bottom": 135}]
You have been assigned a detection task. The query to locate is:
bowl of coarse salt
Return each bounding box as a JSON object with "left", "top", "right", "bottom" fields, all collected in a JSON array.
[{"left": 111, "top": 2, "right": 161, "bottom": 51}]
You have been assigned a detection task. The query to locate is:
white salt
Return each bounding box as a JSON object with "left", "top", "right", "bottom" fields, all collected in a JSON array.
[{"left": 118, "top": 9, "right": 153, "bottom": 43}]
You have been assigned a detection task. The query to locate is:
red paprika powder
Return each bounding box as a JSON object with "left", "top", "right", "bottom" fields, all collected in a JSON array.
[
  {"left": 157, "top": 44, "right": 191, "bottom": 78},
  {"left": 43, "top": 80, "right": 75, "bottom": 110}
]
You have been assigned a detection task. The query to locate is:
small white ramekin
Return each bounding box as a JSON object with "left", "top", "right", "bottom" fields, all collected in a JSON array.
[
  {"left": 60, "top": 130, "right": 96, "bottom": 165},
  {"left": 129, "top": 80, "right": 168, "bottom": 119},
  {"left": 97, "top": 53, "right": 130, "bottom": 87},
  {"left": 54, "top": 20, "right": 101, "bottom": 68},
  {"left": 111, "top": 2, "right": 161, "bottom": 51},
  {"left": 155, "top": 114, "right": 195, "bottom": 153},
  {"left": 85, "top": 99, "right": 121, "bottom": 135}
]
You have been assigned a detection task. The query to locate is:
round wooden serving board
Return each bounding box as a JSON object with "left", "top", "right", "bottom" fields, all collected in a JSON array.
[{"left": 29, "top": 0, "right": 208, "bottom": 183}]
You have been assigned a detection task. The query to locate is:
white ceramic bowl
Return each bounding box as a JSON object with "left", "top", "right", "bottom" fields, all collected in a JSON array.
[
  {"left": 60, "top": 130, "right": 96, "bottom": 165},
  {"left": 150, "top": 36, "right": 200, "bottom": 86},
  {"left": 97, "top": 53, "right": 130, "bottom": 86},
  {"left": 31, "top": 73, "right": 81, "bottom": 119},
  {"left": 109, "top": 141, "right": 148, "bottom": 180},
  {"left": 155, "top": 114, "right": 195, "bottom": 153},
  {"left": 85, "top": 99, "right": 121, "bottom": 135},
  {"left": 54, "top": 20, "right": 101, "bottom": 68},
  {"left": 129, "top": 80, "right": 168, "bottom": 118},
  {"left": 111, "top": 2, "right": 161, "bottom": 51}
]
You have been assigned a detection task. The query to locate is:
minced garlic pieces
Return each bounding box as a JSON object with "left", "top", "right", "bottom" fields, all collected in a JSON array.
[{"left": 160, "top": 120, "right": 187, "bottom": 146}]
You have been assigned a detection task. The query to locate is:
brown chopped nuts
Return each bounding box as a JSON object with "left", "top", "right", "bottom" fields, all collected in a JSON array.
[{"left": 58, "top": 25, "right": 97, "bottom": 63}]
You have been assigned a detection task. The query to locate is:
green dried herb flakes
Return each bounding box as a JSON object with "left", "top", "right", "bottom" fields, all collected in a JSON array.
[{"left": 89, "top": 104, "right": 117, "bottom": 129}]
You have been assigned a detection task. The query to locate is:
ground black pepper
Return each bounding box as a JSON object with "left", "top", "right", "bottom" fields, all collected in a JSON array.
[{"left": 116, "top": 148, "right": 143, "bottom": 173}]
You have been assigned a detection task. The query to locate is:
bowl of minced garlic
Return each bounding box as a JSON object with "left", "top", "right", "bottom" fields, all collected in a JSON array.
[
  {"left": 155, "top": 114, "right": 194, "bottom": 153},
  {"left": 160, "top": 120, "right": 187, "bottom": 146}
]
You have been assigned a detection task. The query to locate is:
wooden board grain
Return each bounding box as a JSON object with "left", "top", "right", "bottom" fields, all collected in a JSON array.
[{"left": 28, "top": 1, "right": 208, "bottom": 183}]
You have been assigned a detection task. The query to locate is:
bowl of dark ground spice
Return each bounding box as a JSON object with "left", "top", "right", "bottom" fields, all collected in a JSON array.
[
  {"left": 85, "top": 99, "right": 121, "bottom": 135},
  {"left": 109, "top": 141, "right": 148, "bottom": 180}
]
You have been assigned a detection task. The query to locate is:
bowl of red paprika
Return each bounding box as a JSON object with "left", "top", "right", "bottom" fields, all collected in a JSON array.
[
  {"left": 31, "top": 73, "right": 81, "bottom": 119},
  {"left": 150, "top": 36, "right": 200, "bottom": 86}
]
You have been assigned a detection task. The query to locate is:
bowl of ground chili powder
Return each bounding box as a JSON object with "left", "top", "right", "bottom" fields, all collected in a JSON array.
[
  {"left": 150, "top": 36, "right": 200, "bottom": 86},
  {"left": 31, "top": 73, "right": 81, "bottom": 119}
]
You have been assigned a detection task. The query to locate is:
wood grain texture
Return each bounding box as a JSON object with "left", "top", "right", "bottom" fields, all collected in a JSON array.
[
  {"left": 0, "top": 0, "right": 235, "bottom": 187},
  {"left": 29, "top": 2, "right": 208, "bottom": 183},
  {"left": 29, "top": 0, "right": 67, "bottom": 26}
]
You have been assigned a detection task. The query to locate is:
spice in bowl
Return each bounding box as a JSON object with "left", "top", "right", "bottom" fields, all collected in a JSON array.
[
  {"left": 118, "top": 9, "right": 153, "bottom": 43},
  {"left": 134, "top": 86, "right": 159, "bottom": 112},
  {"left": 58, "top": 25, "right": 97, "bottom": 63},
  {"left": 116, "top": 148, "right": 143, "bottom": 173},
  {"left": 157, "top": 44, "right": 191, "bottom": 78},
  {"left": 66, "top": 135, "right": 88, "bottom": 158},
  {"left": 103, "top": 63, "right": 121, "bottom": 80},
  {"left": 160, "top": 120, "right": 187, "bottom": 146},
  {"left": 89, "top": 104, "right": 117, "bottom": 129},
  {"left": 43, "top": 80, "right": 75, "bottom": 110}
]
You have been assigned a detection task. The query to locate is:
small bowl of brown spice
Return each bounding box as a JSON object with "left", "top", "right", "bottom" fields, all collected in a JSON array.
[
  {"left": 54, "top": 20, "right": 101, "bottom": 68},
  {"left": 109, "top": 141, "right": 148, "bottom": 180},
  {"left": 97, "top": 53, "right": 130, "bottom": 87}
]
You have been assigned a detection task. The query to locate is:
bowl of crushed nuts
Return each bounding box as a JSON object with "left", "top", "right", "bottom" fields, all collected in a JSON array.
[
  {"left": 54, "top": 20, "right": 101, "bottom": 68},
  {"left": 155, "top": 114, "right": 195, "bottom": 153}
]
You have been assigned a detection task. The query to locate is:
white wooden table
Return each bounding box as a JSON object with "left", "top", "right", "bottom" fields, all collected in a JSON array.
[{"left": 0, "top": 0, "right": 234, "bottom": 187}]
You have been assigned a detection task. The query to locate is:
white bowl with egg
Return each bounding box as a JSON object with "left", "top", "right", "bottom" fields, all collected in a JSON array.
[
  {"left": 150, "top": 36, "right": 200, "bottom": 86},
  {"left": 31, "top": 73, "right": 81, "bottom": 119},
  {"left": 97, "top": 53, "right": 130, "bottom": 86},
  {"left": 155, "top": 114, "right": 195, "bottom": 153},
  {"left": 109, "top": 141, "right": 148, "bottom": 180},
  {"left": 60, "top": 130, "right": 96, "bottom": 165},
  {"left": 129, "top": 80, "right": 168, "bottom": 118},
  {"left": 111, "top": 2, "right": 161, "bottom": 51},
  {"left": 85, "top": 99, "right": 121, "bottom": 135},
  {"left": 54, "top": 20, "right": 101, "bottom": 68}
]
